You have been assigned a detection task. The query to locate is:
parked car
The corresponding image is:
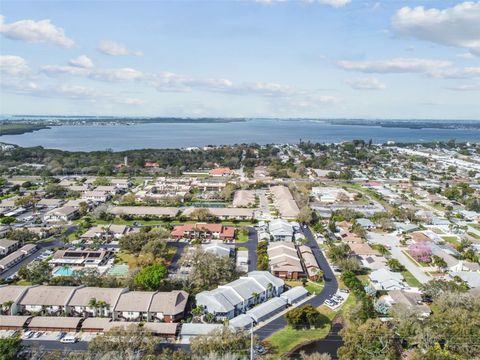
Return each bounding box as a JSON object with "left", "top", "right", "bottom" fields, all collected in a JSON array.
[{"left": 60, "top": 335, "right": 77, "bottom": 343}]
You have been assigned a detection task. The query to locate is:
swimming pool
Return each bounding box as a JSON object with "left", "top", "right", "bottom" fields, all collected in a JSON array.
[{"left": 53, "top": 267, "right": 77, "bottom": 277}]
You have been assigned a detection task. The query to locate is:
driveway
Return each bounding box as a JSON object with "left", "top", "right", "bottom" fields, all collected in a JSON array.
[
  {"left": 254, "top": 226, "right": 338, "bottom": 340},
  {"left": 235, "top": 227, "right": 258, "bottom": 272}
]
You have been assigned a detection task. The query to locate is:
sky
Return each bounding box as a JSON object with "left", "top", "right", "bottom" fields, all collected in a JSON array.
[{"left": 0, "top": 0, "right": 479, "bottom": 119}]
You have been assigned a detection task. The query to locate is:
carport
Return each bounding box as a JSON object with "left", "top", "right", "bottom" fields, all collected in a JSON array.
[
  {"left": 27, "top": 316, "right": 82, "bottom": 332},
  {"left": 0, "top": 315, "right": 31, "bottom": 330}
]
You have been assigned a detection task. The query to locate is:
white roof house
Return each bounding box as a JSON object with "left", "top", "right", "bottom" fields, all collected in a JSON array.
[
  {"left": 195, "top": 271, "right": 284, "bottom": 320},
  {"left": 369, "top": 269, "right": 405, "bottom": 291},
  {"left": 201, "top": 241, "right": 233, "bottom": 258},
  {"left": 269, "top": 219, "right": 294, "bottom": 241}
]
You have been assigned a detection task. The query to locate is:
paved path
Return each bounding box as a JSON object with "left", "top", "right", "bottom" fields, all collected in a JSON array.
[{"left": 254, "top": 226, "right": 338, "bottom": 340}]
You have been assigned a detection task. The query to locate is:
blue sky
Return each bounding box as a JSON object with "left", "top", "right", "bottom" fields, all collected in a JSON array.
[{"left": 0, "top": 0, "right": 479, "bottom": 119}]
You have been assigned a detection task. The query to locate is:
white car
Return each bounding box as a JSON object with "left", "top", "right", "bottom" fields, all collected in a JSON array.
[{"left": 60, "top": 335, "right": 77, "bottom": 343}]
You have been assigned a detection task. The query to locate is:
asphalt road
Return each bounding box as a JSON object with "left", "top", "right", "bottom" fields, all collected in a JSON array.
[{"left": 254, "top": 226, "right": 338, "bottom": 340}]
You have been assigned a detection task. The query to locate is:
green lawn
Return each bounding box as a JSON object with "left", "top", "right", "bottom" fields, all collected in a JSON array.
[
  {"left": 305, "top": 281, "right": 324, "bottom": 295},
  {"left": 237, "top": 246, "right": 248, "bottom": 251},
  {"left": 442, "top": 236, "right": 460, "bottom": 245},
  {"left": 402, "top": 270, "right": 422, "bottom": 288},
  {"left": 266, "top": 324, "right": 331, "bottom": 356},
  {"left": 236, "top": 231, "right": 249, "bottom": 243},
  {"left": 471, "top": 224, "right": 480, "bottom": 231}
]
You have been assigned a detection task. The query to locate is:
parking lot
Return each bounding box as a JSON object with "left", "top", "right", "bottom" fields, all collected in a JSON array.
[{"left": 323, "top": 289, "right": 349, "bottom": 310}]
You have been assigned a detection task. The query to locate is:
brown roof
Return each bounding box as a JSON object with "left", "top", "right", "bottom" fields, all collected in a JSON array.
[
  {"left": 149, "top": 291, "right": 188, "bottom": 315},
  {"left": 68, "top": 287, "right": 126, "bottom": 307},
  {"left": 28, "top": 316, "right": 82, "bottom": 329},
  {"left": 348, "top": 243, "right": 380, "bottom": 256},
  {"left": 114, "top": 291, "right": 154, "bottom": 312},
  {"left": 19, "top": 286, "right": 78, "bottom": 306},
  {"left": 0, "top": 315, "right": 31, "bottom": 327},
  {"left": 411, "top": 232, "right": 430, "bottom": 242},
  {"left": 0, "top": 285, "right": 31, "bottom": 304}
]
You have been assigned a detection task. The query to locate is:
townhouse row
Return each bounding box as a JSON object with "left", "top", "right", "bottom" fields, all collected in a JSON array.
[
  {"left": 195, "top": 271, "right": 285, "bottom": 320},
  {"left": 0, "top": 285, "right": 188, "bottom": 323}
]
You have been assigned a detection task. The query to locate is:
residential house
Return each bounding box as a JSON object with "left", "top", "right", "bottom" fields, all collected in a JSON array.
[
  {"left": 0, "top": 285, "right": 32, "bottom": 315},
  {"left": 268, "top": 219, "right": 295, "bottom": 242},
  {"left": 82, "top": 191, "right": 111, "bottom": 203},
  {"left": 356, "top": 218, "right": 375, "bottom": 230},
  {"left": 148, "top": 290, "right": 189, "bottom": 322},
  {"left": 369, "top": 269, "right": 405, "bottom": 291},
  {"left": 195, "top": 271, "right": 284, "bottom": 320},
  {"left": 209, "top": 167, "right": 233, "bottom": 176},
  {"left": 202, "top": 240, "right": 234, "bottom": 257},
  {"left": 17, "top": 285, "right": 80, "bottom": 316},
  {"left": 44, "top": 206, "right": 79, "bottom": 223},
  {"left": 171, "top": 223, "right": 235, "bottom": 242},
  {"left": 114, "top": 291, "right": 154, "bottom": 322},
  {"left": 0, "top": 239, "right": 19, "bottom": 257},
  {"left": 298, "top": 245, "right": 321, "bottom": 280},
  {"left": 268, "top": 242, "right": 303, "bottom": 280},
  {"left": 67, "top": 287, "right": 127, "bottom": 318},
  {"left": 383, "top": 289, "right": 431, "bottom": 317},
  {"left": 0, "top": 244, "right": 37, "bottom": 272},
  {"left": 269, "top": 186, "right": 300, "bottom": 219}
]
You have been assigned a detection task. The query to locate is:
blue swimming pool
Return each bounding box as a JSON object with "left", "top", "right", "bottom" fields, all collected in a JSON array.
[{"left": 53, "top": 267, "right": 77, "bottom": 277}]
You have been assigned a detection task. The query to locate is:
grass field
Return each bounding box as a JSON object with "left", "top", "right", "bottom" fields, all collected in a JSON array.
[
  {"left": 402, "top": 270, "right": 422, "bottom": 288},
  {"left": 266, "top": 324, "right": 331, "bottom": 356}
]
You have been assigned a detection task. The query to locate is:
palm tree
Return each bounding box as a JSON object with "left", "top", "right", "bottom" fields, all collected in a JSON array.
[
  {"left": 96, "top": 300, "right": 108, "bottom": 317},
  {"left": 88, "top": 297, "right": 97, "bottom": 316},
  {"left": 2, "top": 301, "right": 14, "bottom": 315},
  {"left": 252, "top": 292, "right": 259, "bottom": 305}
]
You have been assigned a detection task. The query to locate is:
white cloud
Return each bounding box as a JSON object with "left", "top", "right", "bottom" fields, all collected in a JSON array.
[
  {"left": 0, "top": 15, "right": 74, "bottom": 48},
  {"left": 344, "top": 77, "right": 386, "bottom": 90},
  {"left": 97, "top": 40, "right": 143, "bottom": 56},
  {"left": 41, "top": 64, "right": 143, "bottom": 82},
  {"left": 337, "top": 57, "right": 451, "bottom": 73},
  {"left": 429, "top": 67, "right": 480, "bottom": 79},
  {"left": 69, "top": 55, "right": 94, "bottom": 69},
  {"left": 392, "top": 2, "right": 480, "bottom": 56},
  {"left": 1, "top": 79, "right": 144, "bottom": 106},
  {"left": 42, "top": 65, "right": 90, "bottom": 77},
  {"left": 90, "top": 68, "right": 143, "bottom": 82},
  {"left": 0, "top": 55, "right": 30, "bottom": 76}
]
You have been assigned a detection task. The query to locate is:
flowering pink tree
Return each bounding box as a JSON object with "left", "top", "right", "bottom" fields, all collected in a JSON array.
[{"left": 408, "top": 243, "right": 432, "bottom": 263}]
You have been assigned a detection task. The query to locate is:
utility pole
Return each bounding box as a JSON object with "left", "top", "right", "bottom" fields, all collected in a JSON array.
[{"left": 250, "top": 318, "right": 254, "bottom": 360}]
